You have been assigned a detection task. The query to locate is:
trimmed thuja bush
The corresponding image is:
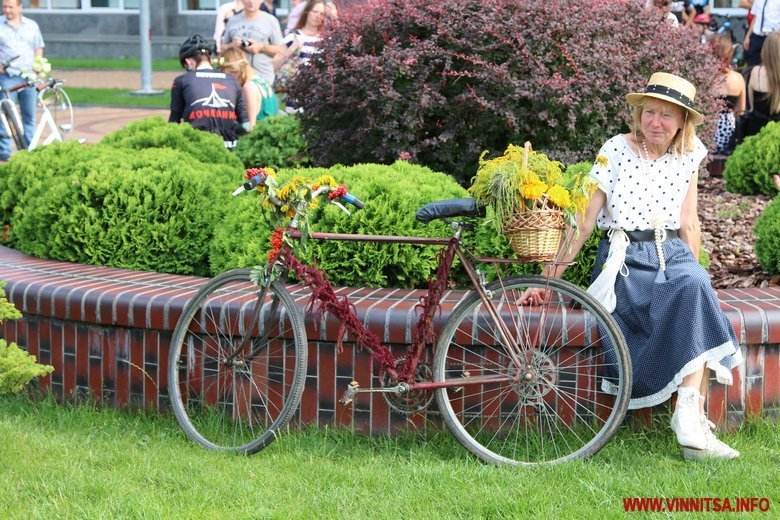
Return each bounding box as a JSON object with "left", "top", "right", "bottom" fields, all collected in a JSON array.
[
  {"left": 214, "top": 161, "right": 600, "bottom": 288},
  {"left": 0, "top": 116, "right": 600, "bottom": 288},
  {"left": 0, "top": 119, "right": 242, "bottom": 276},
  {"left": 234, "top": 114, "right": 310, "bottom": 169},
  {"left": 289, "top": 0, "right": 722, "bottom": 184},
  {"left": 755, "top": 196, "right": 780, "bottom": 274},
  {"left": 723, "top": 122, "right": 780, "bottom": 195}
]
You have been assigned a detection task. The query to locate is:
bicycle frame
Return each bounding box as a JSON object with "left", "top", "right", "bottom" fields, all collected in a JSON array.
[
  {"left": 0, "top": 98, "right": 16, "bottom": 138},
  {"left": 277, "top": 225, "right": 569, "bottom": 396},
  {"left": 28, "top": 82, "right": 71, "bottom": 149}
]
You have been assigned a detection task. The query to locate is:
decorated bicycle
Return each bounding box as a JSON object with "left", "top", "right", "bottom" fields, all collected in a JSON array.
[{"left": 168, "top": 144, "right": 632, "bottom": 466}]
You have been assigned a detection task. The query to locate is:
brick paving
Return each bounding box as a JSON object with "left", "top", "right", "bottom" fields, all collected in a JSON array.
[
  {"left": 56, "top": 69, "right": 179, "bottom": 90},
  {"left": 52, "top": 69, "right": 175, "bottom": 144}
]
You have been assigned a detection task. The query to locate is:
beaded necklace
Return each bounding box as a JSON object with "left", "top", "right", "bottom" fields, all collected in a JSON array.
[{"left": 637, "top": 135, "right": 668, "bottom": 273}]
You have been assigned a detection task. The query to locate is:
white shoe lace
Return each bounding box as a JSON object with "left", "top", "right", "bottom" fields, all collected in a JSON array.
[{"left": 699, "top": 417, "right": 739, "bottom": 458}]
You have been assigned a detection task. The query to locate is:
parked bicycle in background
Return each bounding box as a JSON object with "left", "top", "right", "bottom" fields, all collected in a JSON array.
[{"left": 0, "top": 56, "right": 74, "bottom": 158}]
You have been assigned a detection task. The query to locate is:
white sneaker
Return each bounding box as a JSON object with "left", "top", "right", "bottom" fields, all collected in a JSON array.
[
  {"left": 682, "top": 417, "right": 740, "bottom": 460},
  {"left": 670, "top": 387, "right": 707, "bottom": 450}
]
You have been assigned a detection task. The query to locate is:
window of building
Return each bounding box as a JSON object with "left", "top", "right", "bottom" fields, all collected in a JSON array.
[
  {"left": 23, "top": 0, "right": 139, "bottom": 8},
  {"left": 179, "top": 0, "right": 291, "bottom": 14}
]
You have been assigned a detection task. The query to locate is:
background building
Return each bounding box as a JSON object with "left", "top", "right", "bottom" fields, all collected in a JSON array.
[
  {"left": 22, "top": 0, "right": 295, "bottom": 58},
  {"left": 23, "top": 0, "right": 746, "bottom": 60}
]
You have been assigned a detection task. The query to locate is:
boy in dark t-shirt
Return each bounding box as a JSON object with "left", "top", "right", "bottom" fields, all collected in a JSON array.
[{"left": 169, "top": 35, "right": 250, "bottom": 148}]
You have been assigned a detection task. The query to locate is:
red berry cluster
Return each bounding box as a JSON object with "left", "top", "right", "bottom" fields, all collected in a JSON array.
[
  {"left": 327, "top": 184, "right": 348, "bottom": 200},
  {"left": 268, "top": 227, "right": 285, "bottom": 263}
]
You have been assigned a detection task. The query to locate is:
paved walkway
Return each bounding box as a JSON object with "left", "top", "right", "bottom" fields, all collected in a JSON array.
[
  {"left": 57, "top": 69, "right": 179, "bottom": 90},
  {"left": 40, "top": 69, "right": 176, "bottom": 145},
  {"left": 70, "top": 106, "right": 168, "bottom": 145}
]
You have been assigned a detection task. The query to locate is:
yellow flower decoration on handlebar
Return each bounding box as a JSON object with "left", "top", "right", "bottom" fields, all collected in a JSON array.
[{"left": 245, "top": 166, "right": 348, "bottom": 250}]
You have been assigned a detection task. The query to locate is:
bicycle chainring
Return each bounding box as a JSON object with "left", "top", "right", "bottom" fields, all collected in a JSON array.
[{"left": 381, "top": 358, "right": 434, "bottom": 414}]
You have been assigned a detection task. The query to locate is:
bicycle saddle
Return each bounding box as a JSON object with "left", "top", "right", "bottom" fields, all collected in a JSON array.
[{"left": 415, "top": 198, "right": 486, "bottom": 224}]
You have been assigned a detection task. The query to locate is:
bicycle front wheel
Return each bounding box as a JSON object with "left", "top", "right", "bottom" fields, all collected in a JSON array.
[
  {"left": 434, "top": 275, "right": 631, "bottom": 466},
  {"left": 40, "top": 84, "right": 74, "bottom": 136},
  {"left": 169, "top": 268, "right": 307, "bottom": 453}
]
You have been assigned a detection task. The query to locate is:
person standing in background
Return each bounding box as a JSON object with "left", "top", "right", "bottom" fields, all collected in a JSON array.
[
  {"left": 260, "top": 0, "right": 276, "bottom": 16},
  {"left": 0, "top": 0, "right": 44, "bottom": 161},
  {"left": 169, "top": 35, "right": 250, "bottom": 149},
  {"left": 285, "top": 0, "right": 306, "bottom": 35},
  {"left": 214, "top": 0, "right": 243, "bottom": 53},
  {"left": 221, "top": 0, "right": 284, "bottom": 87},
  {"left": 744, "top": 0, "right": 780, "bottom": 65}
]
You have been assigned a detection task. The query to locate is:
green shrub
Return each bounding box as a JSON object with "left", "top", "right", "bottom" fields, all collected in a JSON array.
[
  {"left": 211, "top": 162, "right": 467, "bottom": 287},
  {"left": 723, "top": 122, "right": 780, "bottom": 195},
  {"left": 755, "top": 196, "right": 780, "bottom": 274},
  {"left": 100, "top": 116, "right": 243, "bottom": 170},
  {"left": 212, "top": 161, "right": 600, "bottom": 289},
  {"left": 234, "top": 114, "right": 311, "bottom": 170},
  {"left": 0, "top": 339, "right": 54, "bottom": 394},
  {"left": 0, "top": 142, "right": 108, "bottom": 235},
  {"left": 11, "top": 146, "right": 230, "bottom": 276},
  {"left": 0, "top": 282, "right": 53, "bottom": 394}
]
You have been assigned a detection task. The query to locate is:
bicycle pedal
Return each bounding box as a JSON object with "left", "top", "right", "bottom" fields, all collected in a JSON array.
[{"left": 338, "top": 381, "right": 360, "bottom": 405}]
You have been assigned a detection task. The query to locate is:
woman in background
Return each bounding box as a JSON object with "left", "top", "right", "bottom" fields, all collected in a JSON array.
[
  {"left": 744, "top": 31, "right": 780, "bottom": 137},
  {"left": 273, "top": 0, "right": 336, "bottom": 111},
  {"left": 709, "top": 33, "right": 746, "bottom": 153},
  {"left": 220, "top": 47, "right": 279, "bottom": 129}
]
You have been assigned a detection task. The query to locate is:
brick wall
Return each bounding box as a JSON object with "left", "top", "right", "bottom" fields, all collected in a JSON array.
[{"left": 1, "top": 246, "right": 778, "bottom": 433}]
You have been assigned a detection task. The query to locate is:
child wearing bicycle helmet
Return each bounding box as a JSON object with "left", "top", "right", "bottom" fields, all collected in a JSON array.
[{"left": 169, "top": 34, "right": 251, "bottom": 149}]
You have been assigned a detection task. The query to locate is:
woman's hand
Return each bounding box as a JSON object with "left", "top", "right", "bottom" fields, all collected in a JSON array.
[
  {"left": 519, "top": 287, "right": 551, "bottom": 306},
  {"left": 774, "top": 174, "right": 780, "bottom": 190}
]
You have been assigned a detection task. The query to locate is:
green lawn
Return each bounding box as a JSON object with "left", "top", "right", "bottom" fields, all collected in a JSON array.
[
  {"left": 67, "top": 87, "right": 169, "bottom": 108},
  {"left": 1, "top": 394, "right": 778, "bottom": 518},
  {"left": 51, "top": 57, "right": 181, "bottom": 71}
]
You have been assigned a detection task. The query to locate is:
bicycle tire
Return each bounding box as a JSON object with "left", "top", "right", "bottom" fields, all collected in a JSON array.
[
  {"left": 433, "top": 275, "right": 631, "bottom": 466},
  {"left": 42, "top": 85, "right": 74, "bottom": 135},
  {"left": 1, "top": 101, "right": 27, "bottom": 150},
  {"left": 168, "top": 268, "right": 307, "bottom": 453}
]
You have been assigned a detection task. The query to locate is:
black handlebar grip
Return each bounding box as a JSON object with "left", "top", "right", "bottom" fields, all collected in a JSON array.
[{"left": 243, "top": 173, "right": 267, "bottom": 191}]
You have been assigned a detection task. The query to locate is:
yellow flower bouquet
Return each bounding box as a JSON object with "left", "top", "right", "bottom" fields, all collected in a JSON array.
[{"left": 469, "top": 142, "right": 596, "bottom": 260}]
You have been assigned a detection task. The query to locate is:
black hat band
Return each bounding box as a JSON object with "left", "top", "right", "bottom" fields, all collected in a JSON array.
[{"left": 644, "top": 84, "right": 695, "bottom": 110}]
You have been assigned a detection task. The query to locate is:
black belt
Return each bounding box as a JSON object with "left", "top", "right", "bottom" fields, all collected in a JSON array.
[{"left": 599, "top": 229, "right": 679, "bottom": 242}]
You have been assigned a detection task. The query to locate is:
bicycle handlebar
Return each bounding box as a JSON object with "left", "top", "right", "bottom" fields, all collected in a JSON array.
[
  {"left": 0, "top": 77, "right": 62, "bottom": 95},
  {"left": 232, "top": 172, "right": 364, "bottom": 210}
]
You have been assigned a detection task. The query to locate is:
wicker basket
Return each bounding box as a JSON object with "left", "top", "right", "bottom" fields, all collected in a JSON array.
[{"left": 503, "top": 208, "right": 564, "bottom": 262}]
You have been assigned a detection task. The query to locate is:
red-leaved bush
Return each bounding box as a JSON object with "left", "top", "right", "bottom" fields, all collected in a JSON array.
[{"left": 289, "top": 0, "right": 722, "bottom": 183}]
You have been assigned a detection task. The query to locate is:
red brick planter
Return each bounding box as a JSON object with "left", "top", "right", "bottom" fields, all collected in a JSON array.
[{"left": 1, "top": 245, "right": 778, "bottom": 432}]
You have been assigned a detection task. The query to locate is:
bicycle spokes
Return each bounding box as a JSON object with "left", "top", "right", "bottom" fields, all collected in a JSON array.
[{"left": 434, "top": 276, "right": 630, "bottom": 465}]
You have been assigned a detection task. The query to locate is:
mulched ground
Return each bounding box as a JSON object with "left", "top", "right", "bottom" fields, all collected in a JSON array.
[{"left": 699, "top": 175, "right": 778, "bottom": 289}]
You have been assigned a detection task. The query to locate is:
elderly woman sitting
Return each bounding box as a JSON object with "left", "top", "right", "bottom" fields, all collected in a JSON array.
[{"left": 523, "top": 72, "right": 742, "bottom": 460}]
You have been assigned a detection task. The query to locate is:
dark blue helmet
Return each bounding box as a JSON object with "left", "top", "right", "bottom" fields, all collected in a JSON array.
[{"left": 179, "top": 34, "right": 216, "bottom": 67}]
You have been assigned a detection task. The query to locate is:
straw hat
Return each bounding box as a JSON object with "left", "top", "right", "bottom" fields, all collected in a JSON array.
[{"left": 626, "top": 72, "right": 704, "bottom": 125}]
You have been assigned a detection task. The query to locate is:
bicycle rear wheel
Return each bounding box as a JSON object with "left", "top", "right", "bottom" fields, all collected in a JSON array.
[
  {"left": 1, "top": 101, "right": 27, "bottom": 150},
  {"left": 169, "top": 268, "right": 307, "bottom": 453},
  {"left": 434, "top": 275, "right": 631, "bottom": 466}
]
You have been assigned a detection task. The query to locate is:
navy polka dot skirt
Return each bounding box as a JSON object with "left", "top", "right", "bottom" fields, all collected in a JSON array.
[{"left": 594, "top": 237, "right": 743, "bottom": 410}]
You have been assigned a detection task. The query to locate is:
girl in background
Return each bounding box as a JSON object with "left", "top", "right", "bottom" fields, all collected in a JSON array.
[{"left": 220, "top": 47, "right": 279, "bottom": 129}]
